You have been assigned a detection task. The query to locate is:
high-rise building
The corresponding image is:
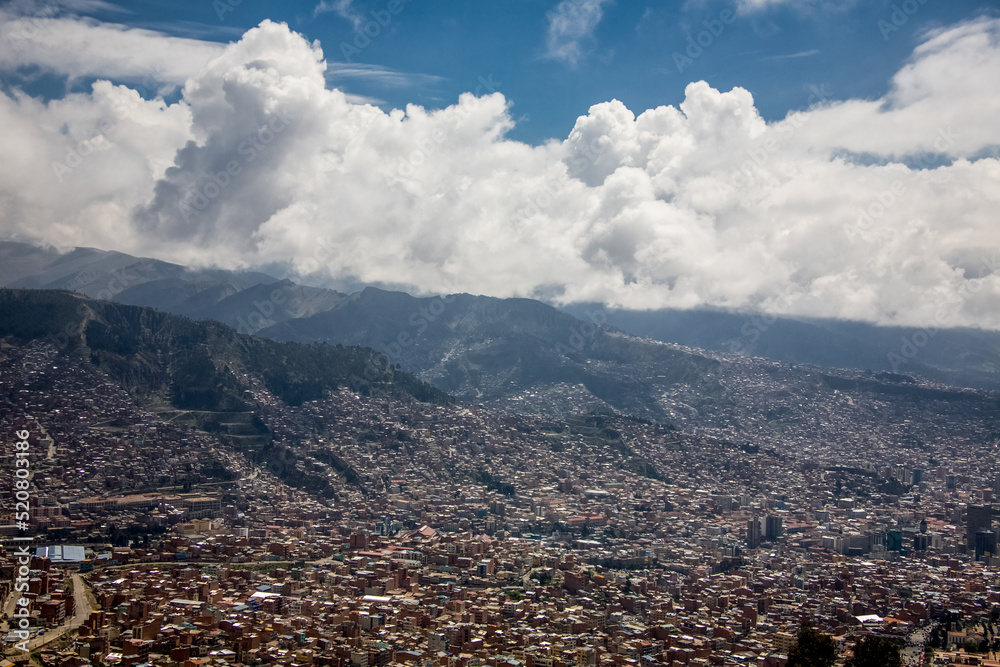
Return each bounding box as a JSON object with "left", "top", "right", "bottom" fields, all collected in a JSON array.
[
  {"left": 966, "top": 505, "right": 992, "bottom": 551},
  {"left": 974, "top": 530, "right": 997, "bottom": 562},
  {"left": 765, "top": 515, "right": 783, "bottom": 541},
  {"left": 746, "top": 518, "right": 761, "bottom": 549}
]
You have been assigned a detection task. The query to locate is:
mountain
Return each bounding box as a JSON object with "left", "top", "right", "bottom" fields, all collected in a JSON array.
[
  {"left": 3, "top": 241, "right": 999, "bottom": 413},
  {"left": 560, "top": 305, "right": 1000, "bottom": 391},
  {"left": 259, "top": 287, "right": 722, "bottom": 419},
  {"left": 0, "top": 240, "right": 287, "bottom": 323},
  {"left": 0, "top": 241, "right": 277, "bottom": 299},
  {"left": 0, "top": 243, "right": 727, "bottom": 420},
  {"left": 0, "top": 288, "right": 450, "bottom": 411},
  {"left": 4, "top": 287, "right": 999, "bottom": 505}
]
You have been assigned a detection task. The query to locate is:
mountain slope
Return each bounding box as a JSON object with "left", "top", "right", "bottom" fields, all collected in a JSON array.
[
  {"left": 3, "top": 241, "right": 999, "bottom": 407},
  {"left": 0, "top": 288, "right": 450, "bottom": 411},
  {"left": 0, "top": 241, "right": 282, "bottom": 315},
  {"left": 562, "top": 305, "right": 1000, "bottom": 391},
  {"left": 260, "top": 288, "right": 722, "bottom": 420}
]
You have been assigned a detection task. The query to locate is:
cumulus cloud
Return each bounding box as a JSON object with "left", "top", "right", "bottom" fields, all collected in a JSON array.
[
  {"left": 543, "top": 0, "right": 614, "bottom": 66},
  {"left": 1, "top": 16, "right": 1000, "bottom": 329}
]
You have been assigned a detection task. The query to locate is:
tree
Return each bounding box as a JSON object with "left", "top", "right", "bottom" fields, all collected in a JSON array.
[
  {"left": 787, "top": 626, "right": 838, "bottom": 667},
  {"left": 846, "top": 636, "right": 902, "bottom": 667}
]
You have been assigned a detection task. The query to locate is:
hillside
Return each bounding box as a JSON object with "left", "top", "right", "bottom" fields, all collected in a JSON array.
[
  {"left": 259, "top": 288, "right": 722, "bottom": 420},
  {"left": 3, "top": 242, "right": 1000, "bottom": 416},
  {"left": 562, "top": 305, "right": 1000, "bottom": 391},
  {"left": 0, "top": 288, "right": 450, "bottom": 411}
]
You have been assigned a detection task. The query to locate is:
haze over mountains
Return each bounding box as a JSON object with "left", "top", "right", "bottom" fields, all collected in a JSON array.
[{"left": 2, "top": 241, "right": 998, "bottom": 408}]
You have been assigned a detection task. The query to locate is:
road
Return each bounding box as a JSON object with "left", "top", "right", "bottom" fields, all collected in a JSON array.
[
  {"left": 902, "top": 621, "right": 938, "bottom": 666},
  {"left": 5, "top": 573, "right": 96, "bottom": 655}
]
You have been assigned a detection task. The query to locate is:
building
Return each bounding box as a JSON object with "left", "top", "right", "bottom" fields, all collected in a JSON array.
[
  {"left": 974, "top": 530, "right": 997, "bottom": 562},
  {"left": 765, "top": 515, "right": 783, "bottom": 541},
  {"left": 967, "top": 505, "right": 992, "bottom": 552},
  {"left": 746, "top": 518, "right": 761, "bottom": 549},
  {"left": 35, "top": 545, "right": 86, "bottom": 564}
]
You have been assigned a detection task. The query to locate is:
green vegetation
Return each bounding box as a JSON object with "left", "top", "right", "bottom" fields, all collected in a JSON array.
[
  {"left": 473, "top": 470, "right": 516, "bottom": 496},
  {"left": 846, "top": 636, "right": 902, "bottom": 667},
  {"left": 787, "top": 626, "right": 838, "bottom": 667},
  {"left": 530, "top": 570, "right": 552, "bottom": 586}
]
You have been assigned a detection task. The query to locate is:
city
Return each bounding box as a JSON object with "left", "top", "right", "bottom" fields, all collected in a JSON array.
[{"left": 1, "top": 331, "right": 997, "bottom": 666}]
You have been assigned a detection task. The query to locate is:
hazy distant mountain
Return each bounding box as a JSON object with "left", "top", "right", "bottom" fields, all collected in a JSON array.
[
  {"left": 3, "top": 241, "right": 999, "bottom": 415},
  {"left": 0, "top": 240, "right": 280, "bottom": 310},
  {"left": 560, "top": 305, "right": 1000, "bottom": 391}
]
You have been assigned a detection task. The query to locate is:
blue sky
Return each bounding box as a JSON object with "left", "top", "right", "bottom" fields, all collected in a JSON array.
[
  {"left": 2, "top": 0, "right": 1000, "bottom": 328},
  {"left": 8, "top": 0, "right": 996, "bottom": 144}
]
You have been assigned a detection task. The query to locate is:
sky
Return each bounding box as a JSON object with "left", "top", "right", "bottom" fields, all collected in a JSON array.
[{"left": 1, "top": 0, "right": 1000, "bottom": 329}]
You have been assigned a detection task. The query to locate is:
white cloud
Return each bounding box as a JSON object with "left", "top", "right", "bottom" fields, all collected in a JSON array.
[
  {"left": 2, "top": 17, "right": 1000, "bottom": 329},
  {"left": 736, "top": 0, "right": 855, "bottom": 15},
  {"left": 314, "top": 0, "right": 364, "bottom": 28},
  {"left": 0, "top": 4, "right": 225, "bottom": 88},
  {"left": 791, "top": 16, "right": 1000, "bottom": 158},
  {"left": 325, "top": 63, "right": 446, "bottom": 89},
  {"left": 543, "top": 0, "right": 614, "bottom": 66},
  {"left": 760, "top": 49, "right": 820, "bottom": 61}
]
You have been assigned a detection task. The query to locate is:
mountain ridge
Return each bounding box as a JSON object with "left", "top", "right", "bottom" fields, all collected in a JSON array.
[
  {"left": 0, "top": 288, "right": 450, "bottom": 411},
  {"left": 2, "top": 242, "right": 998, "bottom": 410}
]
